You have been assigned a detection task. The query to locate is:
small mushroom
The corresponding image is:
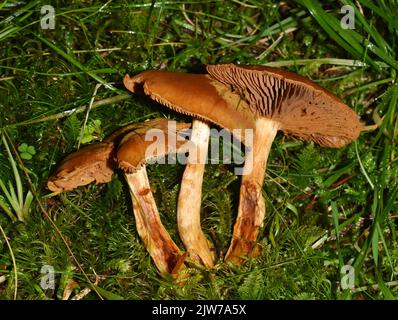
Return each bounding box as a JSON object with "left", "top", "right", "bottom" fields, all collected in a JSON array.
[
  {"left": 124, "top": 64, "right": 362, "bottom": 264},
  {"left": 47, "top": 122, "right": 145, "bottom": 192},
  {"left": 117, "top": 119, "right": 191, "bottom": 276},
  {"left": 48, "top": 119, "right": 192, "bottom": 277}
]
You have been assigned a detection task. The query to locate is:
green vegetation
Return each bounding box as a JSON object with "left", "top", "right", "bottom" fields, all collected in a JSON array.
[{"left": 0, "top": 0, "right": 397, "bottom": 300}]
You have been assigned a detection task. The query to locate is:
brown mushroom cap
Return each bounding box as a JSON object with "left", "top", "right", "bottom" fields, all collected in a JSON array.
[
  {"left": 47, "top": 119, "right": 189, "bottom": 192},
  {"left": 117, "top": 119, "right": 191, "bottom": 172},
  {"left": 123, "top": 71, "right": 256, "bottom": 142},
  {"left": 207, "top": 64, "right": 363, "bottom": 148},
  {"left": 47, "top": 122, "right": 148, "bottom": 192},
  {"left": 47, "top": 142, "right": 115, "bottom": 192}
]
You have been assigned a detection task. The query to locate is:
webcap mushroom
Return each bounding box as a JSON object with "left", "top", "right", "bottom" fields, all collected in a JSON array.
[
  {"left": 48, "top": 119, "right": 192, "bottom": 277},
  {"left": 207, "top": 64, "right": 363, "bottom": 263},
  {"left": 117, "top": 119, "right": 192, "bottom": 276}
]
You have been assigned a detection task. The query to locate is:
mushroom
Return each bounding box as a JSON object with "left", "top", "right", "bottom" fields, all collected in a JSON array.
[
  {"left": 116, "top": 119, "right": 191, "bottom": 276},
  {"left": 47, "top": 122, "right": 145, "bottom": 192},
  {"left": 123, "top": 64, "right": 362, "bottom": 264},
  {"left": 48, "top": 119, "right": 192, "bottom": 277},
  {"left": 207, "top": 64, "right": 363, "bottom": 263},
  {"left": 123, "top": 71, "right": 256, "bottom": 267}
]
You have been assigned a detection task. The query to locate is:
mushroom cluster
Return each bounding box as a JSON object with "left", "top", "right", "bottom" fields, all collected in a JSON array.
[{"left": 48, "top": 63, "right": 362, "bottom": 276}]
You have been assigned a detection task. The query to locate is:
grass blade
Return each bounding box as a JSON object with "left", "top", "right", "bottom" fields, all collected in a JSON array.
[
  {"left": 342, "top": 0, "right": 391, "bottom": 54},
  {"left": 331, "top": 201, "right": 343, "bottom": 269},
  {"left": 371, "top": 222, "right": 379, "bottom": 266},
  {"left": 91, "top": 285, "right": 124, "bottom": 300},
  {"left": 33, "top": 33, "right": 118, "bottom": 92},
  {"left": 22, "top": 191, "right": 33, "bottom": 222},
  {"left": 360, "top": 0, "right": 398, "bottom": 32},
  {"left": 0, "top": 0, "right": 40, "bottom": 27},
  {"left": 297, "top": 0, "right": 398, "bottom": 70},
  {"left": 0, "top": 223, "right": 18, "bottom": 300},
  {"left": 2, "top": 134, "right": 24, "bottom": 209},
  {"left": 376, "top": 270, "right": 395, "bottom": 299},
  {"left": 0, "top": 179, "right": 19, "bottom": 215},
  {"left": 0, "top": 195, "right": 16, "bottom": 221}
]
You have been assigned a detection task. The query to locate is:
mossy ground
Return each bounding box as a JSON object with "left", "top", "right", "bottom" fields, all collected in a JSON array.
[{"left": 0, "top": 0, "right": 397, "bottom": 300}]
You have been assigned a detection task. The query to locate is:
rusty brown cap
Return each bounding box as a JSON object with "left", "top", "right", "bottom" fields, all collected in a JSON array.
[
  {"left": 207, "top": 64, "right": 363, "bottom": 148},
  {"left": 123, "top": 71, "right": 257, "bottom": 138},
  {"left": 47, "top": 142, "right": 115, "bottom": 192},
  {"left": 47, "top": 120, "right": 172, "bottom": 192},
  {"left": 117, "top": 118, "right": 191, "bottom": 173}
]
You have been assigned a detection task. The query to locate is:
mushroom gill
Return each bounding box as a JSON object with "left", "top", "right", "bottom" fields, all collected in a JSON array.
[{"left": 207, "top": 64, "right": 363, "bottom": 148}]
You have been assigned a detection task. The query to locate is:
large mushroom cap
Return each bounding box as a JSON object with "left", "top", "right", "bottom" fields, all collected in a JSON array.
[
  {"left": 207, "top": 64, "right": 363, "bottom": 148},
  {"left": 123, "top": 71, "right": 256, "bottom": 140},
  {"left": 47, "top": 142, "right": 115, "bottom": 192},
  {"left": 117, "top": 118, "right": 191, "bottom": 173}
]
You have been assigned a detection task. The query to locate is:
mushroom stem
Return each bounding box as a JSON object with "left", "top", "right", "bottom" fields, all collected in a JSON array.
[
  {"left": 125, "top": 166, "right": 186, "bottom": 275},
  {"left": 226, "top": 118, "right": 279, "bottom": 264},
  {"left": 177, "top": 120, "right": 214, "bottom": 267}
]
